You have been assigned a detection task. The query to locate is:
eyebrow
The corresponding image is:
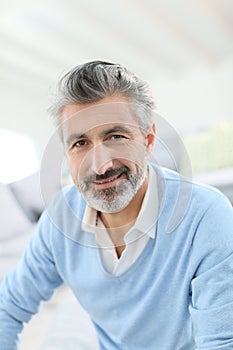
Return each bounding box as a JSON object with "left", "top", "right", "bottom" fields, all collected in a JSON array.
[
  {"left": 66, "top": 133, "right": 88, "bottom": 146},
  {"left": 101, "top": 125, "right": 134, "bottom": 138},
  {"left": 65, "top": 125, "right": 134, "bottom": 146}
]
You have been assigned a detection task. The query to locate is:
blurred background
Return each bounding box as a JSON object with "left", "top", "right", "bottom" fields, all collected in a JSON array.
[
  {"left": 0, "top": 1, "right": 233, "bottom": 348},
  {"left": 1, "top": 0, "right": 233, "bottom": 180}
]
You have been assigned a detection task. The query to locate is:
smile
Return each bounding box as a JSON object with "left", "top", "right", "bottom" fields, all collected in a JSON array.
[{"left": 93, "top": 172, "right": 125, "bottom": 189}]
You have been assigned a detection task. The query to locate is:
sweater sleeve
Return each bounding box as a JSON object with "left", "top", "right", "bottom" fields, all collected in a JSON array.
[
  {"left": 189, "top": 193, "right": 233, "bottom": 349},
  {"left": 0, "top": 211, "right": 63, "bottom": 350}
]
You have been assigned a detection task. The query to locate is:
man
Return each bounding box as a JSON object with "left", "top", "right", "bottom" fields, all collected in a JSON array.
[{"left": 0, "top": 61, "right": 233, "bottom": 349}]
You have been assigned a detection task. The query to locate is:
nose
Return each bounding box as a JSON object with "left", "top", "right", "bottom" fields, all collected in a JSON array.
[{"left": 91, "top": 144, "right": 114, "bottom": 175}]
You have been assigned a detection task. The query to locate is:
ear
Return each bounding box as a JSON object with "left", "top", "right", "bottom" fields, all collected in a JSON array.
[{"left": 146, "top": 124, "right": 156, "bottom": 154}]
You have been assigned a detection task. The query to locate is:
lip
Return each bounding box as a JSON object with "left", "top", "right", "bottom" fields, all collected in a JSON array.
[{"left": 93, "top": 172, "right": 125, "bottom": 190}]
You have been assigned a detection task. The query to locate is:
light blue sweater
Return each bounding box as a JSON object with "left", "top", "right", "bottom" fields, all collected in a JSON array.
[{"left": 0, "top": 167, "right": 233, "bottom": 349}]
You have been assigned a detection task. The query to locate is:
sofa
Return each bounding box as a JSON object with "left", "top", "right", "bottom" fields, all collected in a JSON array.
[
  {"left": 1, "top": 163, "right": 232, "bottom": 283},
  {"left": 1, "top": 163, "right": 232, "bottom": 349},
  {"left": 0, "top": 171, "right": 60, "bottom": 281},
  {"left": 194, "top": 166, "right": 233, "bottom": 204}
]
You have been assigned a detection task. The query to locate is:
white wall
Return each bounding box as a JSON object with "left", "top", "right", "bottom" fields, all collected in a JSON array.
[
  {"left": 0, "top": 57, "right": 232, "bottom": 161},
  {"left": 153, "top": 57, "right": 233, "bottom": 134},
  {"left": 0, "top": 79, "right": 54, "bottom": 159}
]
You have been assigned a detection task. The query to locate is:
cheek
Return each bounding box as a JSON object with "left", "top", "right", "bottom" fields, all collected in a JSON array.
[
  {"left": 68, "top": 153, "right": 94, "bottom": 183},
  {"left": 67, "top": 155, "right": 83, "bottom": 180},
  {"left": 117, "top": 144, "right": 147, "bottom": 170},
  {"left": 117, "top": 159, "right": 142, "bottom": 174}
]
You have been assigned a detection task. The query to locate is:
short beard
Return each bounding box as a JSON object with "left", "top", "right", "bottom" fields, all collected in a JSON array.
[{"left": 77, "top": 165, "right": 147, "bottom": 213}]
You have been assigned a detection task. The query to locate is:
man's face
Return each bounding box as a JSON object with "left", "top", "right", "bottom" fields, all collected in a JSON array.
[{"left": 61, "top": 96, "right": 155, "bottom": 213}]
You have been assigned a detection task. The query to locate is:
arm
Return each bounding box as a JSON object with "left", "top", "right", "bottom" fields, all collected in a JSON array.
[
  {"left": 190, "top": 194, "right": 233, "bottom": 349},
  {"left": 0, "top": 211, "right": 63, "bottom": 349}
]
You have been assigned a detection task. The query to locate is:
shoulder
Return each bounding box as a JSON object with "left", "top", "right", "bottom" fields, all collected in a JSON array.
[
  {"left": 37, "top": 184, "right": 88, "bottom": 241},
  {"left": 157, "top": 166, "right": 231, "bottom": 209},
  {"left": 48, "top": 184, "right": 86, "bottom": 216},
  {"left": 153, "top": 166, "right": 233, "bottom": 235}
]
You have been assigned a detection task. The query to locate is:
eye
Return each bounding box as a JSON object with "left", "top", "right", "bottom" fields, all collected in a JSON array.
[
  {"left": 73, "top": 139, "right": 88, "bottom": 148},
  {"left": 109, "top": 134, "right": 127, "bottom": 140}
]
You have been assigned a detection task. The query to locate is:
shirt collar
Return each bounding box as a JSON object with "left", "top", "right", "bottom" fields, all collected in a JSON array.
[{"left": 81, "top": 164, "right": 158, "bottom": 239}]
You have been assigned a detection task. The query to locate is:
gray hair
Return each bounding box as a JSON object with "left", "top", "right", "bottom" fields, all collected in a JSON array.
[{"left": 49, "top": 60, "right": 156, "bottom": 131}]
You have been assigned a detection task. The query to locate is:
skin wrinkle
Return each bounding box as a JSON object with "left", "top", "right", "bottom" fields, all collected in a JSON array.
[
  {"left": 61, "top": 96, "right": 156, "bottom": 247},
  {"left": 66, "top": 125, "right": 135, "bottom": 149}
]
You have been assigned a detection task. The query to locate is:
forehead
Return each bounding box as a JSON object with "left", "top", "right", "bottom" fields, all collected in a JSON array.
[{"left": 60, "top": 100, "right": 140, "bottom": 139}]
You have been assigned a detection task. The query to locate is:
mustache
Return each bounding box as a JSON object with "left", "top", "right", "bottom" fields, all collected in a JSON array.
[{"left": 84, "top": 166, "right": 130, "bottom": 183}]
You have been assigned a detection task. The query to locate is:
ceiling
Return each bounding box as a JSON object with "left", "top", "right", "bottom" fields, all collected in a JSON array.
[{"left": 1, "top": 0, "right": 233, "bottom": 93}]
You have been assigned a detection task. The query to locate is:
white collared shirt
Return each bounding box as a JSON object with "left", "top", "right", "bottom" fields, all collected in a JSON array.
[{"left": 81, "top": 165, "right": 158, "bottom": 275}]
